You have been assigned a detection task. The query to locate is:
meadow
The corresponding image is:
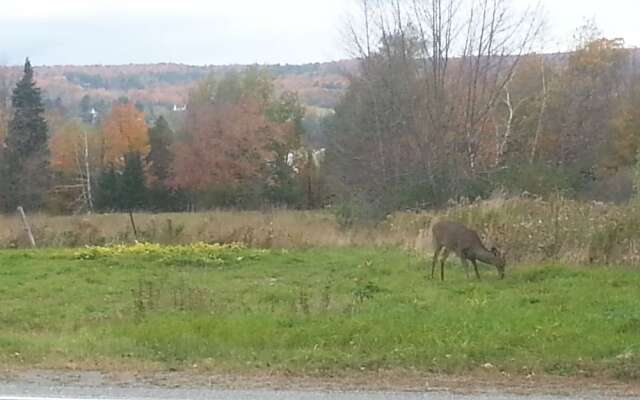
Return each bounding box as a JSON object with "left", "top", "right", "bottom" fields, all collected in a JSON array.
[
  {"left": 0, "top": 243, "right": 638, "bottom": 380},
  {"left": 3, "top": 196, "right": 640, "bottom": 265}
]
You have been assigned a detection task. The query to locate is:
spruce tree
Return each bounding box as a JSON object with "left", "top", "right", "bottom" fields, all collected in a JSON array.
[
  {"left": 120, "top": 151, "right": 147, "bottom": 211},
  {"left": 94, "top": 165, "right": 120, "bottom": 212},
  {"left": 147, "top": 116, "right": 182, "bottom": 211},
  {"left": 1, "top": 58, "right": 50, "bottom": 211},
  {"left": 147, "top": 116, "right": 173, "bottom": 184}
]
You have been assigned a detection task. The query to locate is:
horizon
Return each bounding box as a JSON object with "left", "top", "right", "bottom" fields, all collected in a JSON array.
[{"left": 7, "top": 46, "right": 640, "bottom": 69}]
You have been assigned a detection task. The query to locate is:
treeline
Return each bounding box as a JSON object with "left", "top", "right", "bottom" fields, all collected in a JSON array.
[
  {"left": 0, "top": 61, "right": 324, "bottom": 214},
  {"left": 63, "top": 62, "right": 353, "bottom": 91},
  {"left": 321, "top": 3, "right": 640, "bottom": 219},
  {"left": 64, "top": 70, "right": 209, "bottom": 90},
  {"left": 2, "top": 1, "right": 640, "bottom": 217}
]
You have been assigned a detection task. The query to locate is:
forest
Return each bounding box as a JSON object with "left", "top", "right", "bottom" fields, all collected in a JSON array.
[{"left": 0, "top": 1, "right": 639, "bottom": 219}]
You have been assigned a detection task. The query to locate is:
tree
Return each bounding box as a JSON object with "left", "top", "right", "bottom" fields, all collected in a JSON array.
[
  {"left": 264, "top": 91, "right": 311, "bottom": 207},
  {"left": 266, "top": 91, "right": 305, "bottom": 136},
  {"left": 0, "top": 68, "right": 10, "bottom": 207},
  {"left": 548, "top": 36, "right": 629, "bottom": 171},
  {"left": 101, "top": 100, "right": 149, "bottom": 168},
  {"left": 173, "top": 98, "right": 293, "bottom": 190},
  {"left": 0, "top": 67, "right": 10, "bottom": 147},
  {"left": 147, "top": 115, "right": 174, "bottom": 185},
  {"left": 94, "top": 152, "right": 148, "bottom": 212},
  {"left": 489, "top": 54, "right": 551, "bottom": 167},
  {"left": 171, "top": 70, "right": 296, "bottom": 207},
  {"left": 94, "top": 164, "right": 119, "bottom": 212},
  {"left": 329, "top": 0, "right": 543, "bottom": 212},
  {"left": 50, "top": 120, "right": 99, "bottom": 212},
  {"left": 119, "top": 151, "right": 147, "bottom": 212},
  {"left": 1, "top": 58, "right": 50, "bottom": 211},
  {"left": 609, "top": 81, "right": 640, "bottom": 172},
  {"left": 146, "top": 116, "right": 183, "bottom": 211}
]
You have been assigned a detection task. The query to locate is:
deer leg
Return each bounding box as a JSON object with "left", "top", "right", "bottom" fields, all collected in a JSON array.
[
  {"left": 431, "top": 246, "right": 442, "bottom": 279},
  {"left": 471, "top": 259, "right": 481, "bottom": 280},
  {"left": 440, "top": 248, "right": 450, "bottom": 281},
  {"left": 460, "top": 257, "right": 470, "bottom": 279}
]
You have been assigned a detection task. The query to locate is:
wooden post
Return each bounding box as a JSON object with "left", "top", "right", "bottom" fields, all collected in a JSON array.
[
  {"left": 17, "top": 206, "right": 36, "bottom": 248},
  {"left": 129, "top": 211, "right": 138, "bottom": 238}
]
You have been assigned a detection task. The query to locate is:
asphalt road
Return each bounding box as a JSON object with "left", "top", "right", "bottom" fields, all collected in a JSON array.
[{"left": 0, "top": 383, "right": 634, "bottom": 400}]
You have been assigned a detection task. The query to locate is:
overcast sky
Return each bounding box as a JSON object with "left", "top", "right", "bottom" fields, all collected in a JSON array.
[{"left": 0, "top": 0, "right": 638, "bottom": 66}]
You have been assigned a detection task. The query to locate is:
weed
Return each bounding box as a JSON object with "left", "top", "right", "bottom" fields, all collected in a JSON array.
[
  {"left": 132, "top": 279, "right": 155, "bottom": 320},
  {"left": 352, "top": 281, "right": 383, "bottom": 304},
  {"left": 297, "top": 285, "right": 310, "bottom": 315},
  {"left": 320, "top": 278, "right": 333, "bottom": 312}
]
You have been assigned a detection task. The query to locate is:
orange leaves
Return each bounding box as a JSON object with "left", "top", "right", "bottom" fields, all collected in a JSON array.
[
  {"left": 50, "top": 120, "right": 81, "bottom": 174},
  {"left": 102, "top": 101, "right": 149, "bottom": 167},
  {"left": 569, "top": 38, "right": 627, "bottom": 78},
  {"left": 171, "top": 97, "right": 295, "bottom": 191}
]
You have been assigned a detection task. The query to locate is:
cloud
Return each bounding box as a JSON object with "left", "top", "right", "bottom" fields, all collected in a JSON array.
[
  {"left": 0, "top": 0, "right": 637, "bottom": 66},
  {"left": 0, "top": 1, "right": 347, "bottom": 65}
]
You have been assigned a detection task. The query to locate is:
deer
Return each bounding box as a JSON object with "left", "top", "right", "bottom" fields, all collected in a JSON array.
[{"left": 431, "top": 220, "right": 506, "bottom": 281}]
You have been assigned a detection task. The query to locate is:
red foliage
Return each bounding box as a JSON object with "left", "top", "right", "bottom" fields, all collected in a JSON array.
[{"left": 171, "top": 97, "right": 294, "bottom": 191}]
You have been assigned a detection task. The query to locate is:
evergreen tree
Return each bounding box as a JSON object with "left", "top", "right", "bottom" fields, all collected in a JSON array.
[
  {"left": 94, "top": 164, "right": 120, "bottom": 212},
  {"left": 119, "top": 151, "right": 147, "bottom": 211},
  {"left": 147, "top": 116, "right": 173, "bottom": 184},
  {"left": 1, "top": 58, "right": 50, "bottom": 211},
  {"left": 146, "top": 116, "right": 181, "bottom": 211}
]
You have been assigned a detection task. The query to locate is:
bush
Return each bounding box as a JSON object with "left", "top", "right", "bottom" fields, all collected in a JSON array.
[
  {"left": 333, "top": 196, "right": 387, "bottom": 229},
  {"left": 491, "top": 163, "right": 585, "bottom": 197}
]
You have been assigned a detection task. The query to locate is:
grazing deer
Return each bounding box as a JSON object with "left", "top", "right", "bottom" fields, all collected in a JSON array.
[{"left": 431, "top": 220, "right": 506, "bottom": 280}]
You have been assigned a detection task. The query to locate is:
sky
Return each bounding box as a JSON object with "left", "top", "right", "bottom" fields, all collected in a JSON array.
[{"left": 0, "top": 0, "right": 638, "bottom": 66}]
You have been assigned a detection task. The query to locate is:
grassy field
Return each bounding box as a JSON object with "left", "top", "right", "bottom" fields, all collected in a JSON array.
[{"left": 0, "top": 243, "right": 639, "bottom": 380}]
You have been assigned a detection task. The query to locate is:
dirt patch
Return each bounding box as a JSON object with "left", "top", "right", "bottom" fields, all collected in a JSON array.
[{"left": 0, "top": 368, "right": 638, "bottom": 397}]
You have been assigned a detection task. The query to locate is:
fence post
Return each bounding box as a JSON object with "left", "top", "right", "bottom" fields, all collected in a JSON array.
[
  {"left": 17, "top": 206, "right": 36, "bottom": 248},
  {"left": 129, "top": 211, "right": 138, "bottom": 238}
]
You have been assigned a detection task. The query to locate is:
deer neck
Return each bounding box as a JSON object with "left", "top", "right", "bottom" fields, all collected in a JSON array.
[{"left": 473, "top": 246, "right": 498, "bottom": 266}]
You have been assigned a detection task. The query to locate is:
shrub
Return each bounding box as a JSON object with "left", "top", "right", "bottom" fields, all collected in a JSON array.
[{"left": 491, "top": 163, "right": 584, "bottom": 197}]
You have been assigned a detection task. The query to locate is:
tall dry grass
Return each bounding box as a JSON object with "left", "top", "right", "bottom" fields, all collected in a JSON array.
[
  {"left": 0, "top": 210, "right": 411, "bottom": 250},
  {"left": 3, "top": 196, "right": 640, "bottom": 265}
]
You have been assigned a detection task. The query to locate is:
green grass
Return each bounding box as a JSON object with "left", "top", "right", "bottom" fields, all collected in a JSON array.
[{"left": 0, "top": 246, "right": 639, "bottom": 380}]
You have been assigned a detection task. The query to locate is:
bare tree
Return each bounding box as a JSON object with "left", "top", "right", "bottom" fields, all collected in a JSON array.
[
  {"left": 529, "top": 56, "right": 547, "bottom": 164},
  {"left": 336, "top": 0, "right": 544, "bottom": 204},
  {"left": 453, "top": 0, "right": 543, "bottom": 172},
  {"left": 75, "top": 129, "right": 94, "bottom": 213}
]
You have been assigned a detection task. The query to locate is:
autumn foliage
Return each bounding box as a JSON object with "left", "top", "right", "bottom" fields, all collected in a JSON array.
[
  {"left": 171, "top": 70, "right": 298, "bottom": 194},
  {"left": 5, "top": 24, "right": 640, "bottom": 215},
  {"left": 101, "top": 101, "right": 149, "bottom": 167},
  {"left": 50, "top": 120, "right": 98, "bottom": 175},
  {"left": 172, "top": 99, "right": 293, "bottom": 191}
]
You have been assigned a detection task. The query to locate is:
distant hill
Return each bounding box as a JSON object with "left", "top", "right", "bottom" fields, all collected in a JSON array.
[
  {"left": 0, "top": 60, "right": 359, "bottom": 115},
  {"left": 1, "top": 48, "right": 637, "bottom": 118}
]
